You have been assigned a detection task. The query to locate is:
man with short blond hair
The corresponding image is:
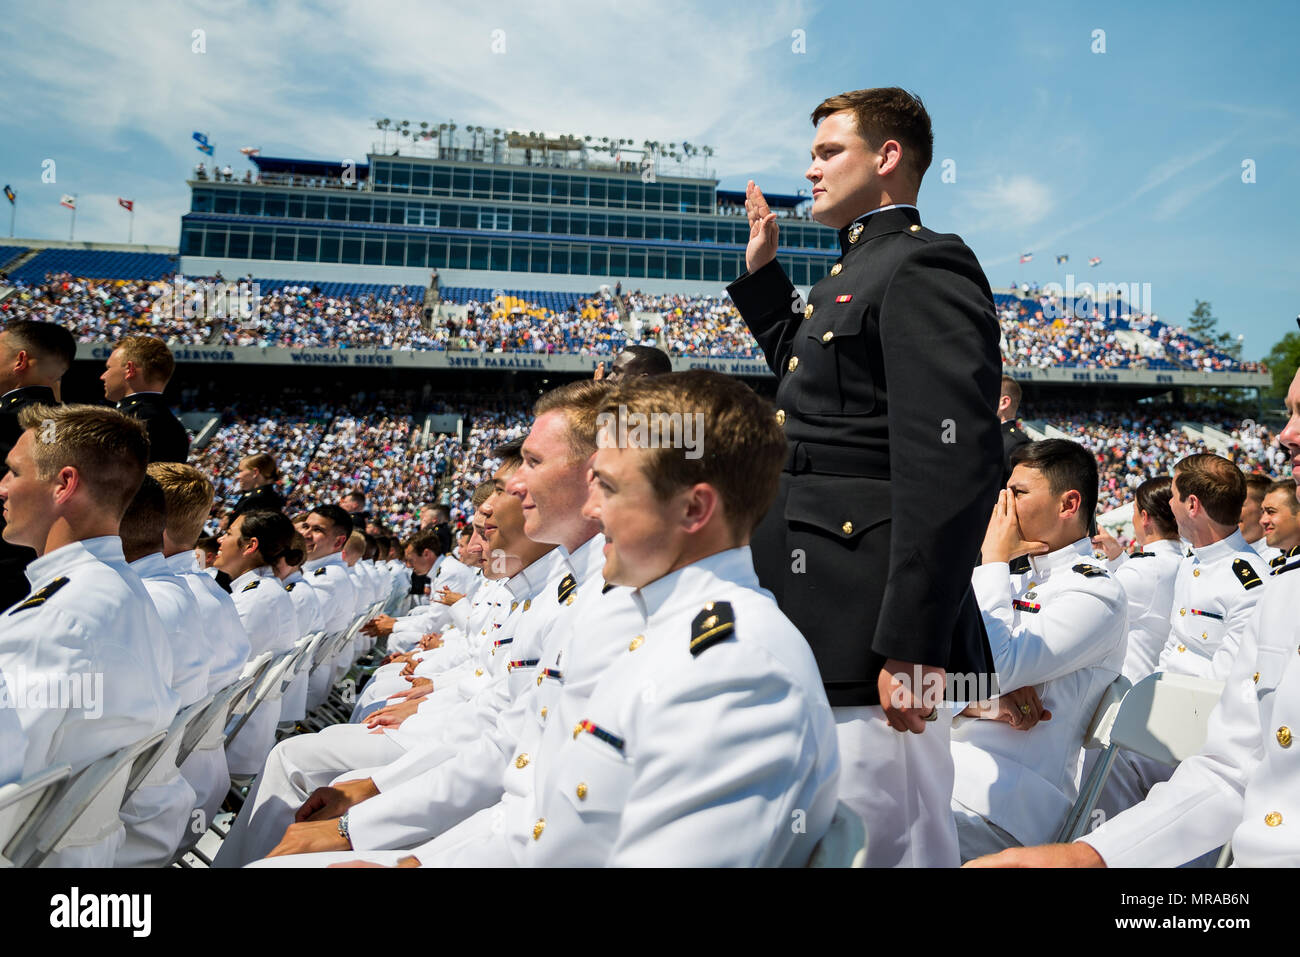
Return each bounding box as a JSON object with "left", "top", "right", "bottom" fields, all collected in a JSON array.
[
  {"left": 0, "top": 404, "right": 178, "bottom": 866},
  {"left": 101, "top": 335, "right": 190, "bottom": 463}
]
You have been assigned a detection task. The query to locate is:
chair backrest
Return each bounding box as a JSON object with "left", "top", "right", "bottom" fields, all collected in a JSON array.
[
  {"left": 0, "top": 765, "right": 72, "bottom": 868},
  {"left": 1109, "top": 672, "right": 1225, "bottom": 767},
  {"left": 806, "top": 801, "right": 868, "bottom": 868},
  {"left": 282, "top": 632, "right": 325, "bottom": 691},
  {"left": 1081, "top": 675, "right": 1133, "bottom": 750},
  {"left": 223, "top": 649, "right": 295, "bottom": 747},
  {"left": 5, "top": 732, "right": 165, "bottom": 868},
  {"left": 177, "top": 675, "right": 256, "bottom": 764},
  {"left": 123, "top": 694, "right": 214, "bottom": 804}
]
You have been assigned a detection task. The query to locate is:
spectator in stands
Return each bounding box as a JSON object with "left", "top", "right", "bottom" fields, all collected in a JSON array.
[
  {"left": 0, "top": 319, "right": 77, "bottom": 612},
  {"left": 340, "top": 489, "right": 369, "bottom": 529},
  {"left": 998, "top": 374, "right": 1030, "bottom": 483},
  {"left": 101, "top": 335, "right": 191, "bottom": 463},
  {"left": 0, "top": 404, "right": 178, "bottom": 866},
  {"left": 225, "top": 451, "right": 286, "bottom": 526}
]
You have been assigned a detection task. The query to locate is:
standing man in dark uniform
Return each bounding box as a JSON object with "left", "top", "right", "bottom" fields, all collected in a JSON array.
[
  {"left": 999, "top": 374, "right": 1031, "bottom": 483},
  {"left": 726, "top": 88, "right": 1002, "bottom": 867},
  {"left": 100, "top": 335, "right": 191, "bottom": 463},
  {"left": 0, "top": 320, "right": 76, "bottom": 610}
]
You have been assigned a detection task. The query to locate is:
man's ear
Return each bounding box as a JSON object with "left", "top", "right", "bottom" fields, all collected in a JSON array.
[
  {"left": 680, "top": 482, "right": 720, "bottom": 535},
  {"left": 1060, "top": 489, "right": 1083, "bottom": 522},
  {"left": 876, "top": 138, "right": 904, "bottom": 178},
  {"left": 52, "top": 465, "right": 80, "bottom": 506}
]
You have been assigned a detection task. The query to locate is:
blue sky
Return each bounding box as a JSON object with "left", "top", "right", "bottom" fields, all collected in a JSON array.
[{"left": 1, "top": 0, "right": 1296, "bottom": 359}]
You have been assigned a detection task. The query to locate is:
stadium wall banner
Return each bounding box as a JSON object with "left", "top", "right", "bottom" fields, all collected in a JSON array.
[{"left": 81, "top": 344, "right": 1268, "bottom": 386}]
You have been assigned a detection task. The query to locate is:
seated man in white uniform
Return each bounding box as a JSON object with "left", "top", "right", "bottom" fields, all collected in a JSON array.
[
  {"left": 1090, "top": 475, "right": 1182, "bottom": 684},
  {"left": 269, "top": 370, "right": 842, "bottom": 867},
  {"left": 360, "top": 526, "right": 463, "bottom": 655},
  {"left": 148, "top": 462, "right": 250, "bottom": 839},
  {"left": 1259, "top": 478, "right": 1300, "bottom": 570},
  {"left": 213, "top": 444, "right": 563, "bottom": 866},
  {"left": 271, "top": 530, "right": 323, "bottom": 726},
  {"left": 1242, "top": 472, "right": 1281, "bottom": 565},
  {"left": 215, "top": 510, "right": 301, "bottom": 778},
  {"left": 969, "top": 366, "right": 1300, "bottom": 868},
  {"left": 1097, "top": 453, "right": 1266, "bottom": 823},
  {"left": 300, "top": 505, "right": 359, "bottom": 707},
  {"left": 950, "top": 438, "right": 1127, "bottom": 862},
  {"left": 0, "top": 404, "right": 178, "bottom": 867},
  {"left": 118, "top": 474, "right": 208, "bottom": 867}
]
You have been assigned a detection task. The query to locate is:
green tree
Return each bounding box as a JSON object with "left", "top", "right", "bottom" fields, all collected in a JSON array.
[
  {"left": 1185, "top": 300, "right": 1242, "bottom": 359},
  {"left": 1265, "top": 330, "right": 1300, "bottom": 399}
]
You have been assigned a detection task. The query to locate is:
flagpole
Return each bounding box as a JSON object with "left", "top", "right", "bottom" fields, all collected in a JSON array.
[
  {"left": 128, "top": 207, "right": 134, "bottom": 244},
  {"left": 8, "top": 200, "right": 12, "bottom": 239},
  {"left": 69, "top": 199, "right": 76, "bottom": 241}
]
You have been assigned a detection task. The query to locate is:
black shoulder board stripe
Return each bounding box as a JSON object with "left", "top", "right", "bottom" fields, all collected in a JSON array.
[
  {"left": 1272, "top": 554, "right": 1288, "bottom": 568},
  {"left": 1072, "top": 563, "right": 1107, "bottom": 578},
  {"left": 284, "top": 581, "right": 297, "bottom": 591},
  {"left": 314, "top": 566, "right": 328, "bottom": 576},
  {"left": 1273, "top": 561, "right": 1300, "bottom": 578},
  {"left": 557, "top": 572, "right": 577, "bottom": 603},
  {"left": 241, "top": 579, "right": 260, "bottom": 592},
  {"left": 689, "top": 601, "right": 735, "bottom": 656},
  {"left": 1232, "top": 558, "right": 1263, "bottom": 590},
  {"left": 601, "top": 582, "right": 615, "bottom": 594},
  {"left": 1130, "top": 551, "right": 1154, "bottom": 558},
  {"left": 1008, "top": 555, "right": 1032, "bottom": 574},
  {"left": 8, "top": 576, "right": 70, "bottom": 614}
]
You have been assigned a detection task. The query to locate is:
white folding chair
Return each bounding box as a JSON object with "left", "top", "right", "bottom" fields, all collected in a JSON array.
[
  {"left": 1057, "top": 672, "right": 1222, "bottom": 842},
  {"left": 122, "top": 694, "right": 215, "bottom": 807},
  {"left": 223, "top": 649, "right": 296, "bottom": 751},
  {"left": 1056, "top": 675, "right": 1131, "bottom": 842},
  {"left": 5, "top": 732, "right": 165, "bottom": 868},
  {"left": 0, "top": 765, "right": 72, "bottom": 867},
  {"left": 806, "top": 801, "right": 868, "bottom": 867}
]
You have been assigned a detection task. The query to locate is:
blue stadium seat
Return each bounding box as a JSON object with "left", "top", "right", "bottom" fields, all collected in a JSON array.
[{"left": 6, "top": 249, "right": 177, "bottom": 283}]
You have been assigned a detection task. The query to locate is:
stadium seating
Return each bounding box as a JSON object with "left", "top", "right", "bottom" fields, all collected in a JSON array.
[{"left": 6, "top": 249, "right": 177, "bottom": 283}]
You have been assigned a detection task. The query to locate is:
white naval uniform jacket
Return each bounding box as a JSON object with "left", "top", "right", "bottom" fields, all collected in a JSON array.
[
  {"left": 280, "top": 569, "right": 323, "bottom": 723},
  {"left": 303, "top": 552, "right": 359, "bottom": 638},
  {"left": 225, "top": 568, "right": 300, "bottom": 778},
  {"left": 951, "top": 538, "right": 1127, "bottom": 847},
  {"left": 1157, "top": 530, "right": 1266, "bottom": 682},
  {"left": 0, "top": 537, "right": 179, "bottom": 866},
  {"left": 347, "top": 538, "right": 599, "bottom": 851},
  {"left": 525, "top": 546, "right": 840, "bottom": 867},
  {"left": 1082, "top": 554, "right": 1300, "bottom": 866},
  {"left": 167, "top": 550, "right": 250, "bottom": 692},
  {"left": 1106, "top": 538, "right": 1182, "bottom": 684},
  {"left": 0, "top": 671, "right": 27, "bottom": 785},
  {"left": 132, "top": 552, "right": 210, "bottom": 708}
]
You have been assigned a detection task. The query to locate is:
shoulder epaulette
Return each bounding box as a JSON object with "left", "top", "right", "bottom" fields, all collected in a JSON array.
[
  {"left": 1273, "top": 560, "right": 1299, "bottom": 578},
  {"left": 1008, "top": 555, "right": 1032, "bottom": 574},
  {"left": 1232, "top": 558, "right": 1263, "bottom": 590},
  {"left": 284, "top": 581, "right": 297, "bottom": 592},
  {"left": 1130, "top": 551, "right": 1154, "bottom": 558},
  {"left": 601, "top": 582, "right": 615, "bottom": 594},
  {"left": 1272, "top": 553, "right": 1288, "bottom": 568},
  {"left": 1072, "top": 563, "right": 1108, "bottom": 578},
  {"left": 314, "top": 566, "right": 328, "bottom": 577},
  {"left": 557, "top": 572, "right": 577, "bottom": 606},
  {"left": 689, "top": 601, "right": 735, "bottom": 656},
  {"left": 241, "top": 579, "right": 261, "bottom": 592},
  {"left": 8, "top": 576, "right": 70, "bottom": 614},
  {"left": 1186, "top": 548, "right": 1194, "bottom": 558}
]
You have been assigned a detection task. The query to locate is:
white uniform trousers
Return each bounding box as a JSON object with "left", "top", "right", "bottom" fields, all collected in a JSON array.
[
  {"left": 833, "top": 704, "right": 959, "bottom": 868},
  {"left": 212, "top": 723, "right": 404, "bottom": 867}
]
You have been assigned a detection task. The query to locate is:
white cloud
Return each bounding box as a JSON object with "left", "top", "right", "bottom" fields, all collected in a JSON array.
[{"left": 958, "top": 174, "right": 1054, "bottom": 231}]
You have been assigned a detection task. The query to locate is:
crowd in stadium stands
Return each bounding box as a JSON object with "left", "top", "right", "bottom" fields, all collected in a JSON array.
[
  {"left": 1023, "top": 402, "right": 1285, "bottom": 513},
  {"left": 0, "top": 273, "right": 1269, "bottom": 373}
]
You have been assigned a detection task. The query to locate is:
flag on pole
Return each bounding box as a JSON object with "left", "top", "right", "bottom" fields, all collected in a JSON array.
[
  {"left": 118, "top": 198, "right": 134, "bottom": 212},
  {"left": 3, "top": 185, "right": 13, "bottom": 204},
  {"left": 1019, "top": 252, "right": 1033, "bottom": 264},
  {"left": 1056, "top": 254, "right": 1068, "bottom": 264},
  {"left": 239, "top": 146, "right": 261, "bottom": 156},
  {"left": 193, "top": 131, "right": 215, "bottom": 155},
  {"left": 60, "top": 194, "right": 76, "bottom": 210},
  {"left": 1088, "top": 257, "right": 1102, "bottom": 267}
]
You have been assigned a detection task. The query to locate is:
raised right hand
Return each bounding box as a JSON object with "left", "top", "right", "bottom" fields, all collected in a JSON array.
[{"left": 744, "top": 180, "right": 779, "bottom": 274}]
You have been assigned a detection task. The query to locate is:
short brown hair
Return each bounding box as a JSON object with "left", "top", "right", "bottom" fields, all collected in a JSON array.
[
  {"left": 1265, "top": 479, "right": 1299, "bottom": 513},
  {"left": 597, "top": 370, "right": 785, "bottom": 538},
  {"left": 114, "top": 336, "right": 176, "bottom": 385},
  {"left": 407, "top": 527, "right": 444, "bottom": 556},
  {"left": 1173, "top": 453, "right": 1247, "bottom": 526},
  {"left": 147, "top": 462, "right": 216, "bottom": 546},
  {"left": 1000, "top": 375, "right": 1022, "bottom": 414},
  {"left": 533, "top": 379, "right": 613, "bottom": 459},
  {"left": 471, "top": 481, "right": 494, "bottom": 509},
  {"left": 811, "top": 87, "right": 934, "bottom": 184},
  {"left": 17, "top": 404, "right": 148, "bottom": 518},
  {"left": 1244, "top": 472, "right": 1275, "bottom": 503}
]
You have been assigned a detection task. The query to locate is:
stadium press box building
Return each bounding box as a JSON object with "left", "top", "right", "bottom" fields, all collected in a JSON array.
[{"left": 179, "top": 127, "right": 838, "bottom": 295}]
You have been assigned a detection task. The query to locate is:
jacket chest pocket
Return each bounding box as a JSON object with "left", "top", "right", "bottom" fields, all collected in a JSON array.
[
  {"left": 1187, "top": 610, "right": 1227, "bottom": 649},
  {"left": 560, "top": 732, "right": 635, "bottom": 815},
  {"left": 794, "top": 302, "right": 877, "bottom": 416}
]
